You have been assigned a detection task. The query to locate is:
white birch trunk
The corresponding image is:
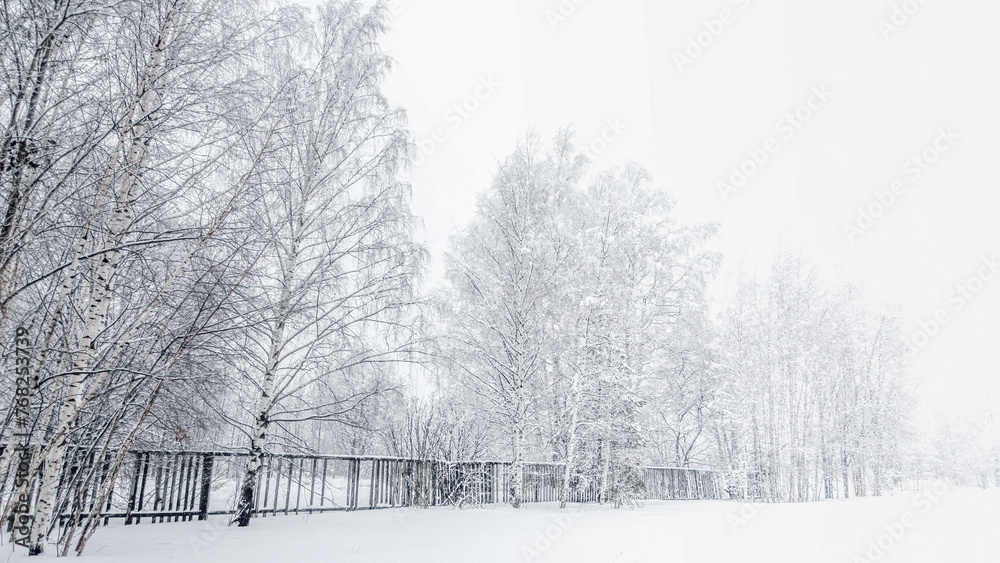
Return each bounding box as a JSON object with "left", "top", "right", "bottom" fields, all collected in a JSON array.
[
  {"left": 558, "top": 367, "right": 581, "bottom": 509},
  {"left": 510, "top": 403, "right": 525, "bottom": 509},
  {"left": 235, "top": 215, "right": 300, "bottom": 526},
  {"left": 27, "top": 9, "right": 174, "bottom": 553}
]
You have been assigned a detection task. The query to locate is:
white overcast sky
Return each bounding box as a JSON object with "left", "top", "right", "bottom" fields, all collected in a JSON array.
[{"left": 300, "top": 0, "right": 1000, "bottom": 424}]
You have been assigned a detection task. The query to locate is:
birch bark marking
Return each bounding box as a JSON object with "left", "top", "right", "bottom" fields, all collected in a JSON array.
[{"left": 510, "top": 380, "right": 526, "bottom": 509}]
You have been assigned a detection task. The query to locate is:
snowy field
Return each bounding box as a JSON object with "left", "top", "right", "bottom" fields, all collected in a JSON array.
[{"left": 5, "top": 487, "right": 997, "bottom": 562}]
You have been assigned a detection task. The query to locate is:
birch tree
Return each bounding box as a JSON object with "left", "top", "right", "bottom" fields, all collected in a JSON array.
[
  {"left": 229, "top": 0, "right": 421, "bottom": 527},
  {"left": 565, "top": 165, "right": 717, "bottom": 506},
  {"left": 445, "top": 132, "right": 580, "bottom": 508},
  {"left": 713, "top": 253, "right": 914, "bottom": 502},
  {"left": 0, "top": 0, "right": 273, "bottom": 552}
]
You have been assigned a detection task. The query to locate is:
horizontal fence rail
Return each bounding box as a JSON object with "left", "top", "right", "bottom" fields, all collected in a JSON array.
[{"left": 0, "top": 448, "right": 723, "bottom": 531}]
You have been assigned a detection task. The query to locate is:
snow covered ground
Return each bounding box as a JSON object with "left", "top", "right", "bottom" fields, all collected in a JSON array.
[{"left": 6, "top": 486, "right": 998, "bottom": 562}]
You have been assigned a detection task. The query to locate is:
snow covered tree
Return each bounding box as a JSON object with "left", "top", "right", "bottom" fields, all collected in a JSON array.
[
  {"left": 563, "top": 165, "right": 717, "bottom": 506},
  {"left": 713, "top": 253, "right": 914, "bottom": 502},
  {"left": 444, "top": 132, "right": 582, "bottom": 508},
  {"left": 444, "top": 131, "right": 719, "bottom": 508},
  {"left": 0, "top": 0, "right": 284, "bottom": 553},
  {"left": 228, "top": 0, "right": 421, "bottom": 527}
]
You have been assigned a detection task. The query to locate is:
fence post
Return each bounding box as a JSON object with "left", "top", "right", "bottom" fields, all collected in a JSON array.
[
  {"left": 124, "top": 454, "right": 142, "bottom": 525},
  {"left": 197, "top": 454, "right": 214, "bottom": 521},
  {"left": 347, "top": 459, "right": 359, "bottom": 510},
  {"left": 368, "top": 460, "right": 376, "bottom": 509}
]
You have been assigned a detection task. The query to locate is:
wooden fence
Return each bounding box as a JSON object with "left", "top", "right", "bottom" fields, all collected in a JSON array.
[
  {"left": 644, "top": 467, "right": 721, "bottom": 500},
  {"left": 0, "top": 448, "right": 722, "bottom": 531}
]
